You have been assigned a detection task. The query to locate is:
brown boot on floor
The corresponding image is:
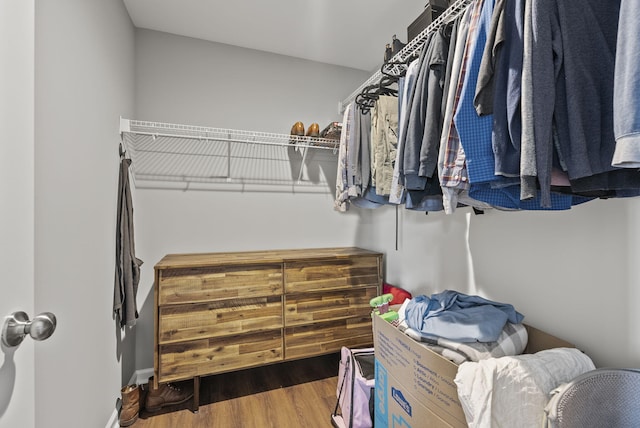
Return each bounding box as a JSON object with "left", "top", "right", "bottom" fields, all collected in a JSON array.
[
  {"left": 119, "top": 384, "right": 140, "bottom": 427},
  {"left": 145, "top": 376, "right": 193, "bottom": 412}
]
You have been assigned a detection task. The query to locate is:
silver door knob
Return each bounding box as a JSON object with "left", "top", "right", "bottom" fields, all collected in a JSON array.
[{"left": 1, "top": 311, "right": 57, "bottom": 348}]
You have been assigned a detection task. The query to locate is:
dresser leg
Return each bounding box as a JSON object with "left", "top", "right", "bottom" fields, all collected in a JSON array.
[{"left": 192, "top": 376, "right": 200, "bottom": 413}]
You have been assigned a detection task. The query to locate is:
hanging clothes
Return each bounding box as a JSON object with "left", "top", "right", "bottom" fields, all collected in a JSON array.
[
  {"left": 524, "top": 0, "right": 640, "bottom": 206},
  {"left": 334, "top": 102, "right": 385, "bottom": 210},
  {"left": 400, "top": 30, "right": 449, "bottom": 192},
  {"left": 453, "top": 0, "right": 588, "bottom": 210},
  {"left": 341, "top": 0, "right": 640, "bottom": 215},
  {"left": 519, "top": 0, "right": 538, "bottom": 200},
  {"left": 489, "top": 0, "right": 524, "bottom": 180},
  {"left": 473, "top": 0, "right": 507, "bottom": 117},
  {"left": 389, "top": 59, "right": 421, "bottom": 205},
  {"left": 335, "top": 103, "right": 352, "bottom": 211},
  {"left": 612, "top": 0, "right": 640, "bottom": 167},
  {"left": 395, "top": 28, "right": 451, "bottom": 212},
  {"left": 402, "top": 33, "right": 437, "bottom": 191},
  {"left": 114, "top": 152, "right": 143, "bottom": 328},
  {"left": 438, "top": 2, "right": 480, "bottom": 214},
  {"left": 352, "top": 103, "right": 389, "bottom": 208},
  {"left": 393, "top": 41, "right": 431, "bottom": 203},
  {"left": 370, "top": 95, "right": 399, "bottom": 196}
]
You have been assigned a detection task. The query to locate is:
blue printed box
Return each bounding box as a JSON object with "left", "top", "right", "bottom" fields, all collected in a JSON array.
[
  {"left": 374, "top": 357, "right": 460, "bottom": 428},
  {"left": 372, "top": 314, "right": 467, "bottom": 428},
  {"left": 372, "top": 310, "right": 573, "bottom": 428}
]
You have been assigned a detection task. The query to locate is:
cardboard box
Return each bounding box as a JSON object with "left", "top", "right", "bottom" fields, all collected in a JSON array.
[
  {"left": 407, "top": 1, "right": 451, "bottom": 43},
  {"left": 373, "top": 314, "right": 574, "bottom": 428}
]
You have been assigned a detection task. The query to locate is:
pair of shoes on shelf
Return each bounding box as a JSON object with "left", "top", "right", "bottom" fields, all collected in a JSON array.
[
  {"left": 320, "top": 122, "right": 342, "bottom": 140},
  {"left": 144, "top": 376, "right": 194, "bottom": 412},
  {"left": 290, "top": 121, "right": 320, "bottom": 144},
  {"left": 384, "top": 34, "right": 407, "bottom": 62}
]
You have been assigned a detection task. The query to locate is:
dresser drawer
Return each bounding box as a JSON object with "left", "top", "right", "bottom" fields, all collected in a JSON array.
[
  {"left": 158, "top": 263, "right": 282, "bottom": 305},
  {"left": 159, "top": 296, "right": 283, "bottom": 344},
  {"left": 153, "top": 248, "right": 383, "bottom": 392},
  {"left": 284, "top": 286, "right": 377, "bottom": 326},
  {"left": 158, "top": 329, "right": 283, "bottom": 383},
  {"left": 284, "top": 316, "right": 373, "bottom": 359},
  {"left": 284, "top": 256, "right": 380, "bottom": 294}
]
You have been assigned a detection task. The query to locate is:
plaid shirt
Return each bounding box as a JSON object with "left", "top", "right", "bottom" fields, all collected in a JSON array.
[
  {"left": 439, "top": 0, "right": 484, "bottom": 191},
  {"left": 437, "top": 0, "right": 483, "bottom": 213}
]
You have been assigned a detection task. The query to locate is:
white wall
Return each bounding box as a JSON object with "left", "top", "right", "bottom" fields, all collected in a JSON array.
[
  {"left": 355, "top": 198, "right": 640, "bottom": 368},
  {"left": 132, "top": 29, "right": 372, "bottom": 371},
  {"left": 34, "top": 0, "right": 135, "bottom": 426}
]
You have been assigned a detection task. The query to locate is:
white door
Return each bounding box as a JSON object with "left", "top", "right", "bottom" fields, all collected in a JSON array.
[{"left": 0, "top": 1, "right": 36, "bottom": 427}]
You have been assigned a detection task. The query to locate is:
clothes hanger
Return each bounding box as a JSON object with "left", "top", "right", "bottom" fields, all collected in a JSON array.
[
  {"left": 377, "top": 75, "right": 398, "bottom": 96},
  {"left": 355, "top": 73, "right": 399, "bottom": 113},
  {"left": 355, "top": 92, "right": 376, "bottom": 114},
  {"left": 358, "top": 79, "right": 395, "bottom": 106},
  {"left": 380, "top": 49, "right": 420, "bottom": 79}
]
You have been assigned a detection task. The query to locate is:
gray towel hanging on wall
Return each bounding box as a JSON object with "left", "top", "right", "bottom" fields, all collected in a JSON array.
[{"left": 114, "top": 146, "right": 143, "bottom": 327}]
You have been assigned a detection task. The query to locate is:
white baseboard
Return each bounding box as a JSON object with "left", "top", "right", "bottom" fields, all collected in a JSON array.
[
  {"left": 132, "top": 368, "right": 154, "bottom": 386},
  {"left": 105, "top": 409, "right": 119, "bottom": 428},
  {"left": 104, "top": 367, "right": 154, "bottom": 428}
]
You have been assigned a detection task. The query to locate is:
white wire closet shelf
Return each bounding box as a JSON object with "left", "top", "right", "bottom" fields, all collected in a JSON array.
[
  {"left": 339, "top": 0, "right": 474, "bottom": 112},
  {"left": 119, "top": 118, "right": 340, "bottom": 192}
]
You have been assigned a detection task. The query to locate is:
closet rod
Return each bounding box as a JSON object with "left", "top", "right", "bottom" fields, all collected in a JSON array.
[{"left": 339, "top": 0, "right": 474, "bottom": 113}]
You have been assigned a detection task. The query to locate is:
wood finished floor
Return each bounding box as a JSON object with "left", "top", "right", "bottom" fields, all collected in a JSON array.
[{"left": 131, "top": 352, "right": 340, "bottom": 428}]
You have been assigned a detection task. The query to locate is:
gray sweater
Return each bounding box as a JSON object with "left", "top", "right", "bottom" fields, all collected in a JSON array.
[{"left": 524, "top": 0, "right": 630, "bottom": 206}]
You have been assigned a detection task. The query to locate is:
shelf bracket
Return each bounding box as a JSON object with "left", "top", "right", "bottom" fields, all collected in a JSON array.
[{"left": 297, "top": 146, "right": 309, "bottom": 183}]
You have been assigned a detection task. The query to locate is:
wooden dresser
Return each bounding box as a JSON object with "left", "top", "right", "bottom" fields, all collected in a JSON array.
[{"left": 153, "top": 247, "right": 383, "bottom": 410}]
